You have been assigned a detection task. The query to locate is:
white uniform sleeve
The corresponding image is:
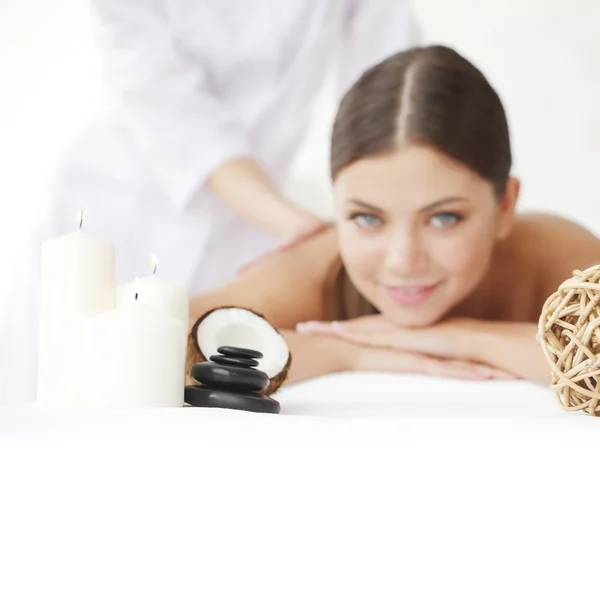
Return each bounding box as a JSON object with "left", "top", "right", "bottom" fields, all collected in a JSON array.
[
  {"left": 336, "top": 0, "right": 423, "bottom": 100},
  {"left": 91, "top": 0, "right": 252, "bottom": 211}
]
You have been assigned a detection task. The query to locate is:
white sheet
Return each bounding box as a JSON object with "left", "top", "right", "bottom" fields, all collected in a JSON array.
[
  {"left": 1, "top": 374, "right": 598, "bottom": 599},
  {"left": 277, "top": 371, "right": 559, "bottom": 418}
]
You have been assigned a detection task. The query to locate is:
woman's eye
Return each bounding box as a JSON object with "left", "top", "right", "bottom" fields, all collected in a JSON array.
[
  {"left": 352, "top": 213, "right": 383, "bottom": 228},
  {"left": 429, "top": 212, "right": 462, "bottom": 228}
]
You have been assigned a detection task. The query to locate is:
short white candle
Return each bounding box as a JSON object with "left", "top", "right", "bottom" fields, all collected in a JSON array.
[
  {"left": 116, "top": 255, "right": 189, "bottom": 326},
  {"left": 116, "top": 254, "right": 189, "bottom": 377},
  {"left": 37, "top": 210, "right": 115, "bottom": 405},
  {"left": 81, "top": 283, "right": 186, "bottom": 408}
]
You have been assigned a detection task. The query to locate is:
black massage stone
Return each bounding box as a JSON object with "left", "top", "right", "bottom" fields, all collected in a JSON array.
[
  {"left": 218, "top": 346, "right": 263, "bottom": 359},
  {"left": 185, "top": 387, "right": 280, "bottom": 414},
  {"left": 191, "top": 362, "right": 269, "bottom": 393},
  {"left": 185, "top": 345, "right": 280, "bottom": 414},
  {"left": 209, "top": 355, "right": 260, "bottom": 368}
]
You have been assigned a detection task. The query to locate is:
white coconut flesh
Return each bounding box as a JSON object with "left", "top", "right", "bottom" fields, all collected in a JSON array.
[{"left": 195, "top": 308, "right": 289, "bottom": 379}]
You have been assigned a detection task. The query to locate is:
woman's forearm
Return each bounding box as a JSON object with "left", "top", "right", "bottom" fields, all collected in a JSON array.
[
  {"left": 471, "top": 322, "right": 551, "bottom": 385},
  {"left": 281, "top": 330, "right": 355, "bottom": 384},
  {"left": 296, "top": 316, "right": 553, "bottom": 385}
]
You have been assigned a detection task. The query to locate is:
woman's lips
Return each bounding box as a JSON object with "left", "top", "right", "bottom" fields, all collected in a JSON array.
[{"left": 383, "top": 282, "right": 441, "bottom": 306}]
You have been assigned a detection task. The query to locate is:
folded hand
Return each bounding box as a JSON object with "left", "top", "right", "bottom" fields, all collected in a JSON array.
[{"left": 297, "top": 315, "right": 517, "bottom": 380}]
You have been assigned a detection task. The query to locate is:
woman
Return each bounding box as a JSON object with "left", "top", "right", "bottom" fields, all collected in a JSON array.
[{"left": 190, "top": 45, "right": 600, "bottom": 385}]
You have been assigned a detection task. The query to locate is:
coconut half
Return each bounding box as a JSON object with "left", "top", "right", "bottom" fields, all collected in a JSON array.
[{"left": 188, "top": 307, "right": 291, "bottom": 395}]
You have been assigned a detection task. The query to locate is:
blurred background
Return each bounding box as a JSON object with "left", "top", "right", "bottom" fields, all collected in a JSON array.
[{"left": 0, "top": 0, "right": 599, "bottom": 315}]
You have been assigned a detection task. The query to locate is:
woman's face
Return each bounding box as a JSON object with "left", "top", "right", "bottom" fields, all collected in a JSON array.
[{"left": 334, "top": 144, "right": 518, "bottom": 327}]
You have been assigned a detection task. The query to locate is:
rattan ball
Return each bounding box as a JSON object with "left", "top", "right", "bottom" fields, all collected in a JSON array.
[{"left": 538, "top": 264, "right": 600, "bottom": 416}]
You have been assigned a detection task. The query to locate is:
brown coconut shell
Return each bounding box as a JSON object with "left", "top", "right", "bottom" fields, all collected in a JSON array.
[{"left": 187, "top": 306, "right": 292, "bottom": 396}]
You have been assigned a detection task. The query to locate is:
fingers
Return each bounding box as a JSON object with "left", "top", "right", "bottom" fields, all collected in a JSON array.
[
  {"left": 296, "top": 321, "right": 338, "bottom": 334},
  {"left": 296, "top": 315, "right": 388, "bottom": 335},
  {"left": 340, "top": 330, "right": 400, "bottom": 349},
  {"left": 421, "top": 357, "right": 517, "bottom": 380},
  {"left": 486, "top": 368, "right": 519, "bottom": 380},
  {"left": 415, "top": 356, "right": 494, "bottom": 380},
  {"left": 398, "top": 353, "right": 516, "bottom": 381},
  {"left": 332, "top": 315, "right": 389, "bottom": 333}
]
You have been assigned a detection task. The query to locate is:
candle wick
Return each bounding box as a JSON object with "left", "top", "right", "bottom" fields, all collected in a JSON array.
[
  {"left": 135, "top": 292, "right": 139, "bottom": 301},
  {"left": 77, "top": 209, "right": 84, "bottom": 230},
  {"left": 153, "top": 264, "right": 157, "bottom": 275}
]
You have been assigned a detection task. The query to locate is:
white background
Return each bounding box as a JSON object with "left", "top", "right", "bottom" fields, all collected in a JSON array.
[{"left": 1, "top": 0, "right": 600, "bottom": 316}]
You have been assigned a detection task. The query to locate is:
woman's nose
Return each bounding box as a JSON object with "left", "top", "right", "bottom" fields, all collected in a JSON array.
[{"left": 384, "top": 230, "right": 428, "bottom": 275}]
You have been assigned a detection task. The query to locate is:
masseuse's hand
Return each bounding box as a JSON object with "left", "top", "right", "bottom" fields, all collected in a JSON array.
[
  {"left": 297, "top": 316, "right": 517, "bottom": 380},
  {"left": 237, "top": 219, "right": 332, "bottom": 275},
  {"left": 208, "top": 156, "right": 325, "bottom": 240}
]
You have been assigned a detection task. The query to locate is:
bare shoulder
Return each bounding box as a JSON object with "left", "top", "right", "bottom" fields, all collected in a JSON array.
[
  {"left": 517, "top": 212, "right": 600, "bottom": 258},
  {"left": 189, "top": 226, "right": 340, "bottom": 331},
  {"left": 518, "top": 211, "right": 598, "bottom": 237},
  {"left": 514, "top": 212, "right": 600, "bottom": 295}
]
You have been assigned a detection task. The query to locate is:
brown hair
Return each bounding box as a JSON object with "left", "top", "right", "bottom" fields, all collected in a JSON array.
[{"left": 331, "top": 45, "right": 511, "bottom": 197}]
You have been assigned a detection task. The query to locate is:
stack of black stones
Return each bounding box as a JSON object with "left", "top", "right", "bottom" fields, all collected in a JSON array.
[{"left": 185, "top": 346, "right": 280, "bottom": 414}]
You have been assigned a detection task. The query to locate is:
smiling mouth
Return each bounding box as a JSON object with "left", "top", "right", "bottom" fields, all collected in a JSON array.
[{"left": 383, "top": 282, "right": 442, "bottom": 306}]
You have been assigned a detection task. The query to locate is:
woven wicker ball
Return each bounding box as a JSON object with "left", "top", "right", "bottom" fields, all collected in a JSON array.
[{"left": 538, "top": 264, "right": 600, "bottom": 416}]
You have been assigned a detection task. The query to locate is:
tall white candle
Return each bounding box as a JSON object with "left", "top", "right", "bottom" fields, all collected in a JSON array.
[
  {"left": 81, "top": 284, "right": 186, "bottom": 408},
  {"left": 37, "top": 211, "right": 115, "bottom": 406}
]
